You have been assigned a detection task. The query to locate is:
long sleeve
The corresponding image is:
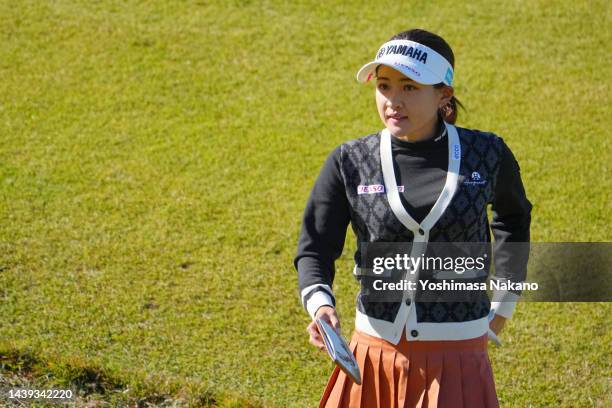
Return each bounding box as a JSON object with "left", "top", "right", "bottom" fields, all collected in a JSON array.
[
  {"left": 294, "top": 145, "right": 351, "bottom": 319},
  {"left": 489, "top": 139, "right": 533, "bottom": 319}
]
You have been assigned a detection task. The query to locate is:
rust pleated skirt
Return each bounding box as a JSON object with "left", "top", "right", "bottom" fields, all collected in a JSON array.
[{"left": 318, "top": 329, "right": 499, "bottom": 408}]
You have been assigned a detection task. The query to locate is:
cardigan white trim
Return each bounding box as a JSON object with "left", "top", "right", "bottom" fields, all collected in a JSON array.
[
  {"left": 354, "top": 304, "right": 410, "bottom": 345},
  {"left": 404, "top": 303, "right": 489, "bottom": 341},
  {"left": 380, "top": 123, "right": 461, "bottom": 234},
  {"left": 355, "top": 305, "right": 489, "bottom": 344},
  {"left": 379, "top": 122, "right": 463, "bottom": 307}
]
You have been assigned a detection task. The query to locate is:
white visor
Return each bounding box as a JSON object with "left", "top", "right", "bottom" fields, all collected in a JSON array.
[{"left": 356, "top": 39, "right": 454, "bottom": 86}]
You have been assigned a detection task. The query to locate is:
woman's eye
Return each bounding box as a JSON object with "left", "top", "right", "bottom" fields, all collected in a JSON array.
[
  {"left": 377, "top": 83, "right": 388, "bottom": 91},
  {"left": 404, "top": 85, "right": 416, "bottom": 91}
]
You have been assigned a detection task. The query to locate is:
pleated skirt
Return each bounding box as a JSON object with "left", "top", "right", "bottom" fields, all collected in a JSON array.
[{"left": 318, "top": 328, "right": 499, "bottom": 408}]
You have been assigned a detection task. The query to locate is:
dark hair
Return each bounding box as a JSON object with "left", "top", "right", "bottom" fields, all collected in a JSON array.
[{"left": 382, "top": 28, "right": 465, "bottom": 124}]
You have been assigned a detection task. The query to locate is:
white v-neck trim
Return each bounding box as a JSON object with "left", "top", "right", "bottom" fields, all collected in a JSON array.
[{"left": 380, "top": 122, "right": 461, "bottom": 236}]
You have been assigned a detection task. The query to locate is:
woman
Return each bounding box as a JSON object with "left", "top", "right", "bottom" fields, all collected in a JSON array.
[{"left": 294, "top": 29, "right": 532, "bottom": 408}]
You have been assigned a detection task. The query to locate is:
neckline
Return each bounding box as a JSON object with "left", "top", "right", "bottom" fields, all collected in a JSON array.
[
  {"left": 389, "top": 118, "right": 448, "bottom": 150},
  {"left": 379, "top": 122, "right": 462, "bottom": 234}
]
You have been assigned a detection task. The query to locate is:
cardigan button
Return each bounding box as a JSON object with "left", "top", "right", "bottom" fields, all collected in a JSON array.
[
  {"left": 418, "top": 228, "right": 425, "bottom": 235},
  {"left": 405, "top": 298, "right": 411, "bottom": 305},
  {"left": 410, "top": 330, "right": 419, "bottom": 338}
]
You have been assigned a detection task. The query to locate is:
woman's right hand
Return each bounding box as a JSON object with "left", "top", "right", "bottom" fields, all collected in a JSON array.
[{"left": 307, "top": 305, "right": 341, "bottom": 351}]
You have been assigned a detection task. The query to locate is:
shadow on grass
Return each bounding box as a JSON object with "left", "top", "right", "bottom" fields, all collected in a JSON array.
[{"left": 0, "top": 346, "right": 229, "bottom": 407}]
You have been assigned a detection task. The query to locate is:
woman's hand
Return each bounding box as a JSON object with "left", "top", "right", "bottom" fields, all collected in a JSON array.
[
  {"left": 307, "top": 305, "right": 341, "bottom": 351},
  {"left": 489, "top": 314, "right": 506, "bottom": 335}
]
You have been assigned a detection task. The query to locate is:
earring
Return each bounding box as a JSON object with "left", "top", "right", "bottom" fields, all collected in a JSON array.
[{"left": 440, "top": 103, "right": 451, "bottom": 117}]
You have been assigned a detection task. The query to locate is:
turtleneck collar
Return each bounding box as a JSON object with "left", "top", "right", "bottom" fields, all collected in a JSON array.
[{"left": 389, "top": 115, "right": 448, "bottom": 151}]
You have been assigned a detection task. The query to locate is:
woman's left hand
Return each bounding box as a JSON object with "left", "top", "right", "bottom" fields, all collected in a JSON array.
[{"left": 489, "top": 314, "right": 506, "bottom": 335}]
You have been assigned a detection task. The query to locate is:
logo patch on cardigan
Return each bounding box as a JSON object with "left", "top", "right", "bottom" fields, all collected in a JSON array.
[
  {"left": 357, "top": 184, "right": 405, "bottom": 194},
  {"left": 463, "top": 171, "right": 487, "bottom": 186}
]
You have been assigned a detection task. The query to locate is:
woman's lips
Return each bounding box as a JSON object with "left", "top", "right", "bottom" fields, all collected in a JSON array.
[{"left": 387, "top": 115, "right": 407, "bottom": 125}]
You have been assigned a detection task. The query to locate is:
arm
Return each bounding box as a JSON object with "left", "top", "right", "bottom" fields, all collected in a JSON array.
[
  {"left": 294, "top": 145, "right": 351, "bottom": 320},
  {"left": 489, "top": 138, "right": 533, "bottom": 321}
]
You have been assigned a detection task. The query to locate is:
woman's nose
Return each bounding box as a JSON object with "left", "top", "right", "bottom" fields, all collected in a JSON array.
[{"left": 386, "top": 97, "right": 403, "bottom": 110}]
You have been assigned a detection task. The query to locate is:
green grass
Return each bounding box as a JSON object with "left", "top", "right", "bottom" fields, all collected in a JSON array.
[{"left": 0, "top": 0, "right": 610, "bottom": 406}]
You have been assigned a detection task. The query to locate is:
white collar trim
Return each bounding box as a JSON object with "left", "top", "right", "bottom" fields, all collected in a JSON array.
[{"left": 380, "top": 122, "right": 461, "bottom": 236}]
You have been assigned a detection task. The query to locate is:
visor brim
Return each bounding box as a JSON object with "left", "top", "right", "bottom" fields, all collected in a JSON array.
[{"left": 356, "top": 61, "right": 441, "bottom": 85}]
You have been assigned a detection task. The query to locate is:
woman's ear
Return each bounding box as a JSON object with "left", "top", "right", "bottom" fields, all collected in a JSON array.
[
  {"left": 438, "top": 85, "right": 458, "bottom": 124},
  {"left": 439, "top": 85, "right": 454, "bottom": 106}
]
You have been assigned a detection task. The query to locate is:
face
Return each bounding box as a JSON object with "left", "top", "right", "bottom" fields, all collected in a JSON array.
[{"left": 375, "top": 65, "right": 453, "bottom": 140}]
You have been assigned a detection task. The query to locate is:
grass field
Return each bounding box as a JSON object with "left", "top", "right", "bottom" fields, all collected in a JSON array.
[{"left": 1, "top": 0, "right": 610, "bottom": 406}]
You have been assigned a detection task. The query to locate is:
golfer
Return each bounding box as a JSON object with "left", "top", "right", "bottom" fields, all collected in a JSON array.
[{"left": 294, "top": 28, "right": 532, "bottom": 407}]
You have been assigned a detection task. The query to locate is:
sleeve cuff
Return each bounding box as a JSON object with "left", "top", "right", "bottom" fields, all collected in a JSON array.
[
  {"left": 306, "top": 291, "right": 335, "bottom": 319},
  {"left": 490, "top": 290, "right": 520, "bottom": 319},
  {"left": 301, "top": 284, "right": 336, "bottom": 319}
]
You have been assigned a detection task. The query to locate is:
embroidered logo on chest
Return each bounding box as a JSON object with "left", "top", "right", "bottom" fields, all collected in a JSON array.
[
  {"left": 357, "top": 184, "right": 405, "bottom": 194},
  {"left": 463, "top": 171, "right": 487, "bottom": 186}
]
